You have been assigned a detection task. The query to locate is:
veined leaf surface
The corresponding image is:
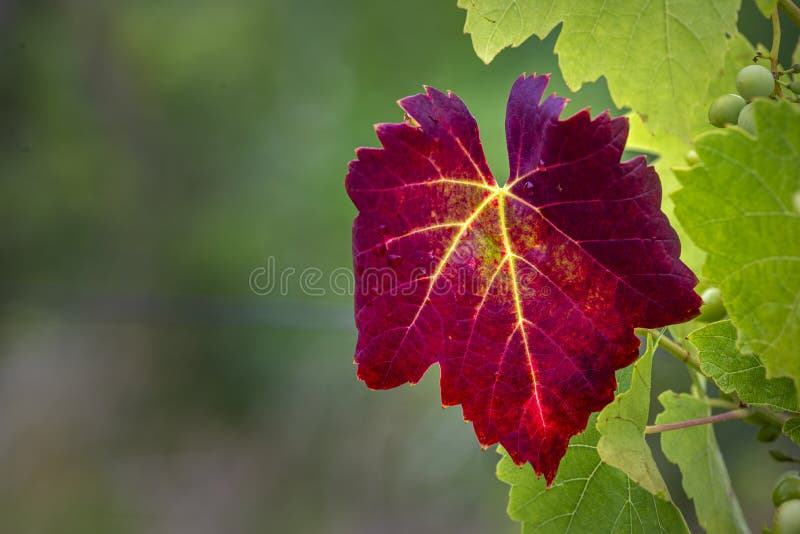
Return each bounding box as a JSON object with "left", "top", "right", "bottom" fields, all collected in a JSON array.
[{"left": 346, "top": 74, "right": 701, "bottom": 482}]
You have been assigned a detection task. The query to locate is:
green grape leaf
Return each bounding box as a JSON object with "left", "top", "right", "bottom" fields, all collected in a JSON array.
[
  {"left": 688, "top": 320, "right": 798, "bottom": 411},
  {"left": 597, "top": 334, "right": 669, "bottom": 498},
  {"left": 784, "top": 417, "right": 800, "bottom": 446},
  {"left": 497, "top": 414, "right": 688, "bottom": 533},
  {"left": 656, "top": 391, "right": 748, "bottom": 534},
  {"left": 673, "top": 100, "right": 800, "bottom": 390},
  {"left": 456, "top": 0, "right": 566, "bottom": 63},
  {"left": 626, "top": 33, "right": 754, "bottom": 277},
  {"left": 553, "top": 0, "right": 739, "bottom": 139},
  {"left": 458, "top": 0, "right": 741, "bottom": 138},
  {"left": 755, "top": 0, "right": 779, "bottom": 17}
]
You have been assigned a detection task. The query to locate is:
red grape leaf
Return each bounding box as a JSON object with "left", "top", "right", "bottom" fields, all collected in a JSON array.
[{"left": 345, "top": 74, "right": 701, "bottom": 484}]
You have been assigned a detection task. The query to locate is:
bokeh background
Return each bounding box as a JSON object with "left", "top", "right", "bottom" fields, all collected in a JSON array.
[{"left": 1, "top": 1, "right": 798, "bottom": 532}]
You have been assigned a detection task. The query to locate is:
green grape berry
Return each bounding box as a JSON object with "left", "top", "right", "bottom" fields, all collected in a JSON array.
[
  {"left": 738, "top": 103, "right": 756, "bottom": 134},
  {"left": 736, "top": 64, "right": 775, "bottom": 100},
  {"left": 684, "top": 149, "right": 700, "bottom": 165},
  {"left": 773, "top": 499, "right": 800, "bottom": 534},
  {"left": 708, "top": 94, "right": 746, "bottom": 127},
  {"left": 790, "top": 79, "right": 800, "bottom": 94},
  {"left": 698, "top": 287, "right": 726, "bottom": 322},
  {"left": 774, "top": 472, "right": 800, "bottom": 507}
]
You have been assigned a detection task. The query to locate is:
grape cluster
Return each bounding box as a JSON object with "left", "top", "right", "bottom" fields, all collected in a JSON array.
[
  {"left": 708, "top": 64, "right": 775, "bottom": 134},
  {"left": 766, "top": 472, "right": 800, "bottom": 534}
]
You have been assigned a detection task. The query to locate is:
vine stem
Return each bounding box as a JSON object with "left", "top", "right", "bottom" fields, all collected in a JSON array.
[
  {"left": 779, "top": 0, "right": 800, "bottom": 28},
  {"left": 634, "top": 328, "right": 702, "bottom": 372},
  {"left": 703, "top": 397, "right": 742, "bottom": 410},
  {"left": 771, "top": 8, "right": 782, "bottom": 68},
  {"left": 770, "top": 8, "right": 785, "bottom": 97},
  {"left": 644, "top": 409, "right": 751, "bottom": 434},
  {"left": 631, "top": 328, "right": 792, "bottom": 431},
  {"left": 702, "top": 398, "right": 789, "bottom": 428}
]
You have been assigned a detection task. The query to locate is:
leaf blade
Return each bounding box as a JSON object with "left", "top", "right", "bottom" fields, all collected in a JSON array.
[
  {"left": 655, "top": 391, "right": 749, "bottom": 534},
  {"left": 456, "top": 0, "right": 566, "bottom": 63},
  {"left": 457, "top": 0, "right": 741, "bottom": 138},
  {"left": 784, "top": 417, "right": 800, "bottom": 446},
  {"left": 673, "top": 100, "right": 800, "bottom": 390},
  {"left": 625, "top": 32, "right": 756, "bottom": 277},
  {"left": 497, "top": 415, "right": 689, "bottom": 533},
  {"left": 597, "top": 334, "right": 669, "bottom": 497},
  {"left": 347, "top": 74, "right": 701, "bottom": 483},
  {"left": 689, "top": 320, "right": 798, "bottom": 411}
]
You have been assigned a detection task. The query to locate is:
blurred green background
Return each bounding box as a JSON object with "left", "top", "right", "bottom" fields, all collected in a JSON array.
[{"left": 1, "top": 1, "right": 798, "bottom": 532}]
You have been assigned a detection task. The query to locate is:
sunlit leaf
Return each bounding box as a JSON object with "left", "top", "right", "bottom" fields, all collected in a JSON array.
[
  {"left": 455, "top": 0, "right": 566, "bottom": 63},
  {"left": 346, "top": 74, "right": 700, "bottom": 482},
  {"left": 689, "top": 320, "right": 798, "bottom": 412},
  {"left": 656, "top": 391, "right": 749, "bottom": 534},
  {"left": 674, "top": 100, "right": 800, "bottom": 390},
  {"left": 457, "top": 0, "right": 740, "bottom": 138},
  {"left": 597, "top": 334, "right": 669, "bottom": 497},
  {"left": 497, "top": 414, "right": 688, "bottom": 533},
  {"left": 625, "top": 33, "right": 756, "bottom": 278}
]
